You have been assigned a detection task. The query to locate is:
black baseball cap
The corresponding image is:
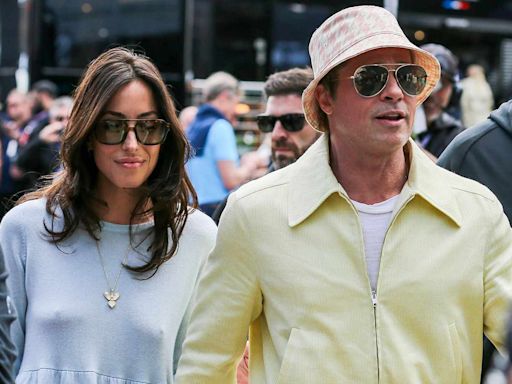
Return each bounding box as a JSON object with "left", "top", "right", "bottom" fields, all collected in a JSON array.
[{"left": 31, "top": 80, "right": 58, "bottom": 98}]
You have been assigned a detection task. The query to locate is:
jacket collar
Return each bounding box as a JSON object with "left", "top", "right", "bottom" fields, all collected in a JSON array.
[{"left": 287, "top": 135, "right": 462, "bottom": 227}]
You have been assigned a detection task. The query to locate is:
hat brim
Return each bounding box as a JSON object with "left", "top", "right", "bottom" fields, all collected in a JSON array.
[{"left": 303, "top": 33, "right": 441, "bottom": 132}]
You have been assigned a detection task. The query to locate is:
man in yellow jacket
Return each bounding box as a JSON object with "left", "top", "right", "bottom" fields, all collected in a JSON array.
[{"left": 176, "top": 5, "right": 512, "bottom": 383}]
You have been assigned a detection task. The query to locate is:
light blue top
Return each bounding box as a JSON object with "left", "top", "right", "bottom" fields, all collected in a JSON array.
[
  {"left": 186, "top": 119, "right": 239, "bottom": 204},
  {"left": 0, "top": 198, "right": 216, "bottom": 383}
]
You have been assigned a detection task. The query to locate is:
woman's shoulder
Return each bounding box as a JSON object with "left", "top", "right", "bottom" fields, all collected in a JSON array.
[
  {"left": 181, "top": 208, "right": 217, "bottom": 246},
  {"left": 1, "top": 198, "right": 49, "bottom": 226},
  {"left": 0, "top": 198, "right": 53, "bottom": 247}
]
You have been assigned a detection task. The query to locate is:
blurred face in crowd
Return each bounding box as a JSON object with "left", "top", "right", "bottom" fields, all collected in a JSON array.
[
  {"left": 218, "top": 89, "right": 240, "bottom": 122},
  {"left": 7, "top": 91, "right": 32, "bottom": 125},
  {"left": 50, "top": 104, "right": 72, "bottom": 126},
  {"left": 29, "top": 91, "right": 44, "bottom": 114},
  {"left": 423, "top": 76, "right": 453, "bottom": 124},
  {"left": 267, "top": 94, "right": 320, "bottom": 169},
  {"left": 92, "top": 79, "right": 162, "bottom": 198},
  {"left": 316, "top": 48, "right": 417, "bottom": 157}
]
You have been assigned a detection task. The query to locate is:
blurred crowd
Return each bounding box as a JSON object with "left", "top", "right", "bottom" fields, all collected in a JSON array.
[{"left": 0, "top": 81, "right": 73, "bottom": 218}]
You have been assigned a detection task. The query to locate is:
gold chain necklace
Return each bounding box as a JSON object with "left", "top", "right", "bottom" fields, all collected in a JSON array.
[{"left": 95, "top": 240, "right": 131, "bottom": 309}]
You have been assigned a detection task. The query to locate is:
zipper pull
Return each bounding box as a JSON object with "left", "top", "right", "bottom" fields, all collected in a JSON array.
[{"left": 371, "top": 290, "right": 377, "bottom": 307}]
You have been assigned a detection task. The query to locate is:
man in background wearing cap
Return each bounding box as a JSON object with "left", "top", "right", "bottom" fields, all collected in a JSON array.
[
  {"left": 417, "top": 43, "right": 465, "bottom": 158},
  {"left": 176, "top": 6, "right": 512, "bottom": 384}
]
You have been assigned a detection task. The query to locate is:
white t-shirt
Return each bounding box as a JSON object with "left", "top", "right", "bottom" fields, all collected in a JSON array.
[{"left": 351, "top": 195, "right": 399, "bottom": 291}]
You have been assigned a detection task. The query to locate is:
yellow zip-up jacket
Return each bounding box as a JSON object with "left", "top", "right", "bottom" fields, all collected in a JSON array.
[{"left": 176, "top": 135, "right": 512, "bottom": 384}]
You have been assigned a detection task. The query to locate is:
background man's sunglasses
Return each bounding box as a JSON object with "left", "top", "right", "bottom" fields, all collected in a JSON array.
[
  {"left": 348, "top": 63, "right": 428, "bottom": 97},
  {"left": 256, "top": 113, "right": 305, "bottom": 133},
  {"left": 94, "top": 119, "right": 170, "bottom": 145}
]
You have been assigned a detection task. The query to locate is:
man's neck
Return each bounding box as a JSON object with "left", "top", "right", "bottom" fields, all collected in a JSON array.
[{"left": 330, "top": 142, "right": 409, "bottom": 205}]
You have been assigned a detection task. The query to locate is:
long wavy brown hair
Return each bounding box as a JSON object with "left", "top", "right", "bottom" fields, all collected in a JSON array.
[{"left": 19, "top": 47, "right": 198, "bottom": 276}]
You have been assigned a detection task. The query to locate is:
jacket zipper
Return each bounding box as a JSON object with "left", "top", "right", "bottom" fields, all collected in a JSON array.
[
  {"left": 350, "top": 200, "right": 382, "bottom": 384},
  {"left": 371, "top": 194, "right": 414, "bottom": 384},
  {"left": 372, "top": 289, "right": 379, "bottom": 383},
  {"left": 348, "top": 192, "right": 414, "bottom": 384}
]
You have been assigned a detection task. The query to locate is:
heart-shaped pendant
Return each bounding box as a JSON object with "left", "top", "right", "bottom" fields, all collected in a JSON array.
[
  {"left": 104, "top": 291, "right": 120, "bottom": 301},
  {"left": 104, "top": 290, "right": 120, "bottom": 309}
]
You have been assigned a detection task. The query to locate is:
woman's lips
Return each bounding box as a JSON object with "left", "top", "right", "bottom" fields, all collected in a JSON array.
[{"left": 115, "top": 158, "right": 145, "bottom": 168}]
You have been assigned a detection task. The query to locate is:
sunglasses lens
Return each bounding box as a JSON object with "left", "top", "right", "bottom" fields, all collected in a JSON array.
[
  {"left": 256, "top": 116, "right": 275, "bottom": 133},
  {"left": 256, "top": 114, "right": 305, "bottom": 133},
  {"left": 96, "top": 120, "right": 169, "bottom": 145},
  {"left": 135, "top": 120, "right": 168, "bottom": 145},
  {"left": 96, "top": 120, "right": 126, "bottom": 144},
  {"left": 279, "top": 114, "right": 305, "bottom": 132},
  {"left": 396, "top": 65, "right": 428, "bottom": 96},
  {"left": 353, "top": 65, "right": 389, "bottom": 97}
]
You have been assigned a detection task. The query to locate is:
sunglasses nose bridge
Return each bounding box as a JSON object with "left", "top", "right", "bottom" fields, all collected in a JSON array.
[
  {"left": 115, "top": 121, "right": 137, "bottom": 145},
  {"left": 381, "top": 71, "right": 405, "bottom": 98},
  {"left": 126, "top": 120, "right": 145, "bottom": 141},
  {"left": 124, "top": 120, "right": 139, "bottom": 130},
  {"left": 273, "top": 118, "right": 291, "bottom": 136},
  {"left": 372, "top": 66, "right": 407, "bottom": 99}
]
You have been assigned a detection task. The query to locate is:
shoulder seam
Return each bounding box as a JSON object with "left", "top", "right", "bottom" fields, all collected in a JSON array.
[
  {"left": 451, "top": 185, "right": 494, "bottom": 202},
  {"left": 236, "top": 181, "right": 288, "bottom": 201}
]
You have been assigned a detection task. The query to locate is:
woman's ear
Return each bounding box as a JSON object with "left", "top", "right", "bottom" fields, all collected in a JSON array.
[{"left": 315, "top": 84, "right": 334, "bottom": 116}]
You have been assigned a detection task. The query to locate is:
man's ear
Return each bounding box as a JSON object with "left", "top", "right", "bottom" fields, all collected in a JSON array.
[{"left": 315, "top": 84, "right": 334, "bottom": 116}]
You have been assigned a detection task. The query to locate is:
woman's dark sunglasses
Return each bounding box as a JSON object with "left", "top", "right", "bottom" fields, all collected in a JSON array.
[
  {"left": 94, "top": 119, "right": 170, "bottom": 145},
  {"left": 348, "top": 63, "right": 428, "bottom": 98},
  {"left": 256, "top": 113, "right": 305, "bottom": 133}
]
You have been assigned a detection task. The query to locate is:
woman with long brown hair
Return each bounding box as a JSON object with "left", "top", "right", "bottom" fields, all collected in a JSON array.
[{"left": 0, "top": 47, "right": 216, "bottom": 383}]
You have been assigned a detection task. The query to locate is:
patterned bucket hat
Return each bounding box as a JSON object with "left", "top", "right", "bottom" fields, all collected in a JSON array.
[{"left": 302, "top": 5, "right": 441, "bottom": 132}]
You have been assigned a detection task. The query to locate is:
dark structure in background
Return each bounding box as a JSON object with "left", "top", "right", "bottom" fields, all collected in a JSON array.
[
  {"left": 2, "top": 0, "right": 512, "bottom": 106},
  {"left": 399, "top": 0, "right": 512, "bottom": 105},
  {"left": 32, "top": 0, "right": 186, "bottom": 103},
  {"left": 0, "top": 0, "right": 19, "bottom": 105}
]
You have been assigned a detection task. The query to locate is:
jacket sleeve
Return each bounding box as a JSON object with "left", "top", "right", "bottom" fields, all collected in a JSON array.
[
  {"left": 482, "top": 198, "right": 512, "bottom": 353},
  {"left": 173, "top": 226, "right": 217, "bottom": 376},
  {"left": 0, "top": 250, "right": 17, "bottom": 383},
  {"left": 175, "top": 196, "right": 262, "bottom": 383},
  {"left": 0, "top": 212, "right": 28, "bottom": 375}
]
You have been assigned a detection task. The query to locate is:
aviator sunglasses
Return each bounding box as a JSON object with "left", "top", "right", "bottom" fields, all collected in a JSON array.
[
  {"left": 347, "top": 64, "right": 428, "bottom": 98},
  {"left": 256, "top": 113, "right": 305, "bottom": 133},
  {"left": 94, "top": 119, "right": 170, "bottom": 145}
]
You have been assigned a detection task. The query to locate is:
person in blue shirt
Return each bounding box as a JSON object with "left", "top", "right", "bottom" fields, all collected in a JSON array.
[{"left": 186, "top": 72, "right": 259, "bottom": 216}]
